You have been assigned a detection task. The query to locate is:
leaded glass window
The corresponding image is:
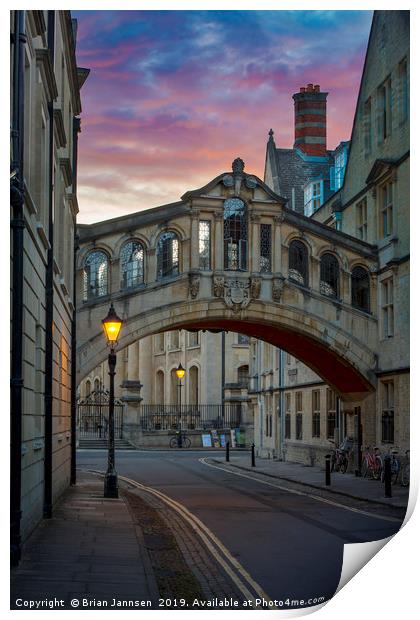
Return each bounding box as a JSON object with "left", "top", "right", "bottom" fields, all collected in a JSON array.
[
  {"left": 260, "top": 223, "right": 272, "bottom": 273},
  {"left": 351, "top": 266, "right": 370, "bottom": 312},
  {"left": 288, "top": 240, "right": 308, "bottom": 286},
  {"left": 199, "top": 221, "right": 211, "bottom": 270},
  {"left": 224, "top": 198, "right": 247, "bottom": 270},
  {"left": 120, "top": 240, "right": 144, "bottom": 289},
  {"left": 320, "top": 253, "right": 339, "bottom": 298},
  {"left": 157, "top": 231, "right": 179, "bottom": 279},
  {"left": 83, "top": 250, "right": 109, "bottom": 300}
]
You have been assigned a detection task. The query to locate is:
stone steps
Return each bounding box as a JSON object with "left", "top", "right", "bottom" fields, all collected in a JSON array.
[{"left": 78, "top": 438, "right": 136, "bottom": 450}]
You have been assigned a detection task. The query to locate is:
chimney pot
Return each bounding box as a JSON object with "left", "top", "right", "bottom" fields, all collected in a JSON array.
[
  {"left": 314, "top": 84, "right": 320, "bottom": 92},
  {"left": 307, "top": 83, "right": 314, "bottom": 92},
  {"left": 300, "top": 87, "right": 306, "bottom": 93}
]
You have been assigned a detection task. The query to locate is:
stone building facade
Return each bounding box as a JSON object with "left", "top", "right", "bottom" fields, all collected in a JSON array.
[
  {"left": 10, "top": 10, "right": 88, "bottom": 563},
  {"left": 253, "top": 10, "right": 409, "bottom": 465}
]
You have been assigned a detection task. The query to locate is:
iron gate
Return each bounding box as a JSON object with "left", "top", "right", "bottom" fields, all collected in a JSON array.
[{"left": 77, "top": 390, "right": 124, "bottom": 439}]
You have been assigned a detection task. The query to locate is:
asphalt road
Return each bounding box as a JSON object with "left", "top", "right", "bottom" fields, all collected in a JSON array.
[{"left": 77, "top": 449, "right": 403, "bottom": 604}]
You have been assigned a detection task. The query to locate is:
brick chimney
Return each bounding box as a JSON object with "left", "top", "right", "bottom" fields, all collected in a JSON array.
[{"left": 293, "top": 83, "right": 328, "bottom": 157}]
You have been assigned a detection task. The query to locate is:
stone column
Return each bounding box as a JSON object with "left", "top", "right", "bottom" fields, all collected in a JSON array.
[
  {"left": 121, "top": 341, "right": 142, "bottom": 429},
  {"left": 190, "top": 208, "right": 200, "bottom": 271},
  {"left": 214, "top": 211, "right": 224, "bottom": 271},
  {"left": 109, "top": 257, "right": 120, "bottom": 294},
  {"left": 273, "top": 214, "right": 284, "bottom": 275},
  {"left": 147, "top": 247, "right": 157, "bottom": 284},
  {"left": 249, "top": 211, "right": 260, "bottom": 273}
]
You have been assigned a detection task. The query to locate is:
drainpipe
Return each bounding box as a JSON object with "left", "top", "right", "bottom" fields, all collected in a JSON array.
[
  {"left": 43, "top": 10, "right": 55, "bottom": 519},
  {"left": 221, "top": 330, "right": 225, "bottom": 416},
  {"left": 10, "top": 9, "right": 26, "bottom": 567}
]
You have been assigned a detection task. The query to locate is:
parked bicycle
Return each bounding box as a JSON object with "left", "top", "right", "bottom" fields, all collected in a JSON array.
[
  {"left": 401, "top": 450, "right": 410, "bottom": 487},
  {"left": 329, "top": 437, "right": 353, "bottom": 474},
  {"left": 361, "top": 445, "right": 382, "bottom": 480},
  {"left": 169, "top": 431, "right": 191, "bottom": 449}
]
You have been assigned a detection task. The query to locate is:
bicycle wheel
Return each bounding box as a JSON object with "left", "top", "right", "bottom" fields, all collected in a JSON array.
[
  {"left": 169, "top": 436, "right": 178, "bottom": 448},
  {"left": 401, "top": 463, "right": 410, "bottom": 487},
  {"left": 340, "top": 456, "right": 348, "bottom": 474},
  {"left": 361, "top": 459, "right": 369, "bottom": 478},
  {"left": 183, "top": 436, "right": 191, "bottom": 448}
]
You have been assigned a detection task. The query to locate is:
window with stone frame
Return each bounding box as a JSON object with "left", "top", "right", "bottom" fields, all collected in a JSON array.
[
  {"left": 295, "top": 391, "right": 303, "bottom": 440},
  {"left": 223, "top": 198, "right": 247, "bottom": 271},
  {"left": 320, "top": 253, "right": 340, "bottom": 298},
  {"left": 83, "top": 250, "right": 109, "bottom": 300},
  {"left": 381, "top": 380, "right": 395, "bottom": 444},
  {"left": 326, "top": 388, "right": 336, "bottom": 440},
  {"left": 399, "top": 57, "right": 409, "bottom": 124},
  {"left": 285, "top": 393, "right": 291, "bottom": 439},
  {"left": 356, "top": 198, "right": 368, "bottom": 241},
  {"left": 156, "top": 231, "right": 179, "bottom": 279},
  {"left": 312, "top": 390, "right": 321, "bottom": 438},
  {"left": 381, "top": 277, "right": 394, "bottom": 338},
  {"left": 199, "top": 220, "right": 211, "bottom": 270},
  {"left": 288, "top": 240, "right": 308, "bottom": 287},
  {"left": 187, "top": 330, "right": 199, "bottom": 348},
  {"left": 168, "top": 330, "right": 180, "bottom": 350},
  {"left": 377, "top": 77, "right": 392, "bottom": 142},
  {"left": 154, "top": 333, "right": 165, "bottom": 353},
  {"left": 237, "top": 333, "right": 249, "bottom": 345},
  {"left": 363, "top": 97, "right": 372, "bottom": 155},
  {"left": 259, "top": 223, "right": 272, "bottom": 273},
  {"left": 380, "top": 181, "right": 393, "bottom": 238},
  {"left": 351, "top": 266, "right": 370, "bottom": 312},
  {"left": 237, "top": 365, "right": 249, "bottom": 387},
  {"left": 120, "top": 240, "right": 144, "bottom": 289}
]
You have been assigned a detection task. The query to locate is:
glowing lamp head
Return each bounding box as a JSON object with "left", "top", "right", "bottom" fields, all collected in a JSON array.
[
  {"left": 102, "top": 303, "right": 123, "bottom": 346},
  {"left": 175, "top": 363, "right": 186, "bottom": 380}
]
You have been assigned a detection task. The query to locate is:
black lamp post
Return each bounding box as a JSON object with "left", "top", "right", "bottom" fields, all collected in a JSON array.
[
  {"left": 102, "top": 303, "right": 123, "bottom": 498},
  {"left": 175, "top": 363, "right": 185, "bottom": 447}
]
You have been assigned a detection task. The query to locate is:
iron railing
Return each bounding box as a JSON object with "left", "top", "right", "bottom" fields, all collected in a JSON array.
[{"left": 138, "top": 404, "right": 242, "bottom": 431}]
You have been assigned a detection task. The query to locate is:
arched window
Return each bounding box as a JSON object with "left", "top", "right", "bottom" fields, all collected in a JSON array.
[
  {"left": 238, "top": 365, "right": 249, "bottom": 387},
  {"left": 155, "top": 370, "right": 164, "bottom": 405},
  {"left": 121, "top": 240, "right": 144, "bottom": 289},
  {"left": 85, "top": 379, "right": 91, "bottom": 398},
  {"left": 320, "top": 253, "right": 340, "bottom": 298},
  {"left": 189, "top": 366, "right": 199, "bottom": 406},
  {"left": 288, "top": 240, "right": 308, "bottom": 286},
  {"left": 157, "top": 231, "right": 179, "bottom": 279},
  {"left": 351, "top": 266, "right": 370, "bottom": 312},
  {"left": 94, "top": 378, "right": 100, "bottom": 393},
  {"left": 224, "top": 198, "right": 247, "bottom": 270},
  {"left": 83, "top": 250, "right": 109, "bottom": 300},
  {"left": 170, "top": 368, "right": 179, "bottom": 405}
]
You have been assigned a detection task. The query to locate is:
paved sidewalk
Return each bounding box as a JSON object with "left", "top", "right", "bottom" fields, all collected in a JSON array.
[
  {"left": 10, "top": 472, "right": 159, "bottom": 610},
  {"left": 212, "top": 453, "right": 409, "bottom": 509}
]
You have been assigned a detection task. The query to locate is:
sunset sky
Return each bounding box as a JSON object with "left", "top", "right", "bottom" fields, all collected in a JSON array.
[{"left": 72, "top": 10, "right": 373, "bottom": 224}]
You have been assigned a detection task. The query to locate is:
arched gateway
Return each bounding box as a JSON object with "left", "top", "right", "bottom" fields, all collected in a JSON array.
[{"left": 76, "top": 159, "right": 378, "bottom": 402}]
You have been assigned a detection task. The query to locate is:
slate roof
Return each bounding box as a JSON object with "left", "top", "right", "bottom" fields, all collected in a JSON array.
[{"left": 265, "top": 134, "right": 336, "bottom": 214}]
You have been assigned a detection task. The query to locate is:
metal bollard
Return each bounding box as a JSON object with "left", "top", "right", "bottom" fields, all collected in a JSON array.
[
  {"left": 226, "top": 440, "right": 230, "bottom": 462},
  {"left": 251, "top": 443, "right": 256, "bottom": 467},
  {"left": 325, "top": 454, "right": 331, "bottom": 486},
  {"left": 384, "top": 454, "right": 392, "bottom": 498}
]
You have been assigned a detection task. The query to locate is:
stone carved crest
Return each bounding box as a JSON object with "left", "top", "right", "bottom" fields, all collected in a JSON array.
[
  {"left": 189, "top": 273, "right": 200, "bottom": 299},
  {"left": 213, "top": 275, "right": 261, "bottom": 313},
  {"left": 272, "top": 277, "right": 284, "bottom": 302}
]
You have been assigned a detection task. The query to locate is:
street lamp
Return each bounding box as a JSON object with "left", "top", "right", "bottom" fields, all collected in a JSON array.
[
  {"left": 102, "top": 303, "right": 123, "bottom": 498},
  {"left": 175, "top": 363, "right": 185, "bottom": 447}
]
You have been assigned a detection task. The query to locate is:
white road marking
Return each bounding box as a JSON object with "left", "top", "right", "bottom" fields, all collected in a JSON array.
[
  {"left": 199, "top": 458, "right": 402, "bottom": 524},
  {"left": 86, "top": 469, "right": 272, "bottom": 607}
]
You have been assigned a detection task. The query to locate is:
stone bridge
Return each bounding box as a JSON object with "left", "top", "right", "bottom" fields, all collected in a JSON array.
[{"left": 76, "top": 159, "right": 378, "bottom": 402}]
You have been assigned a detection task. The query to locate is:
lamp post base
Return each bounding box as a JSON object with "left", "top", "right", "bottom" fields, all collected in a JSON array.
[{"left": 104, "top": 470, "right": 119, "bottom": 498}]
